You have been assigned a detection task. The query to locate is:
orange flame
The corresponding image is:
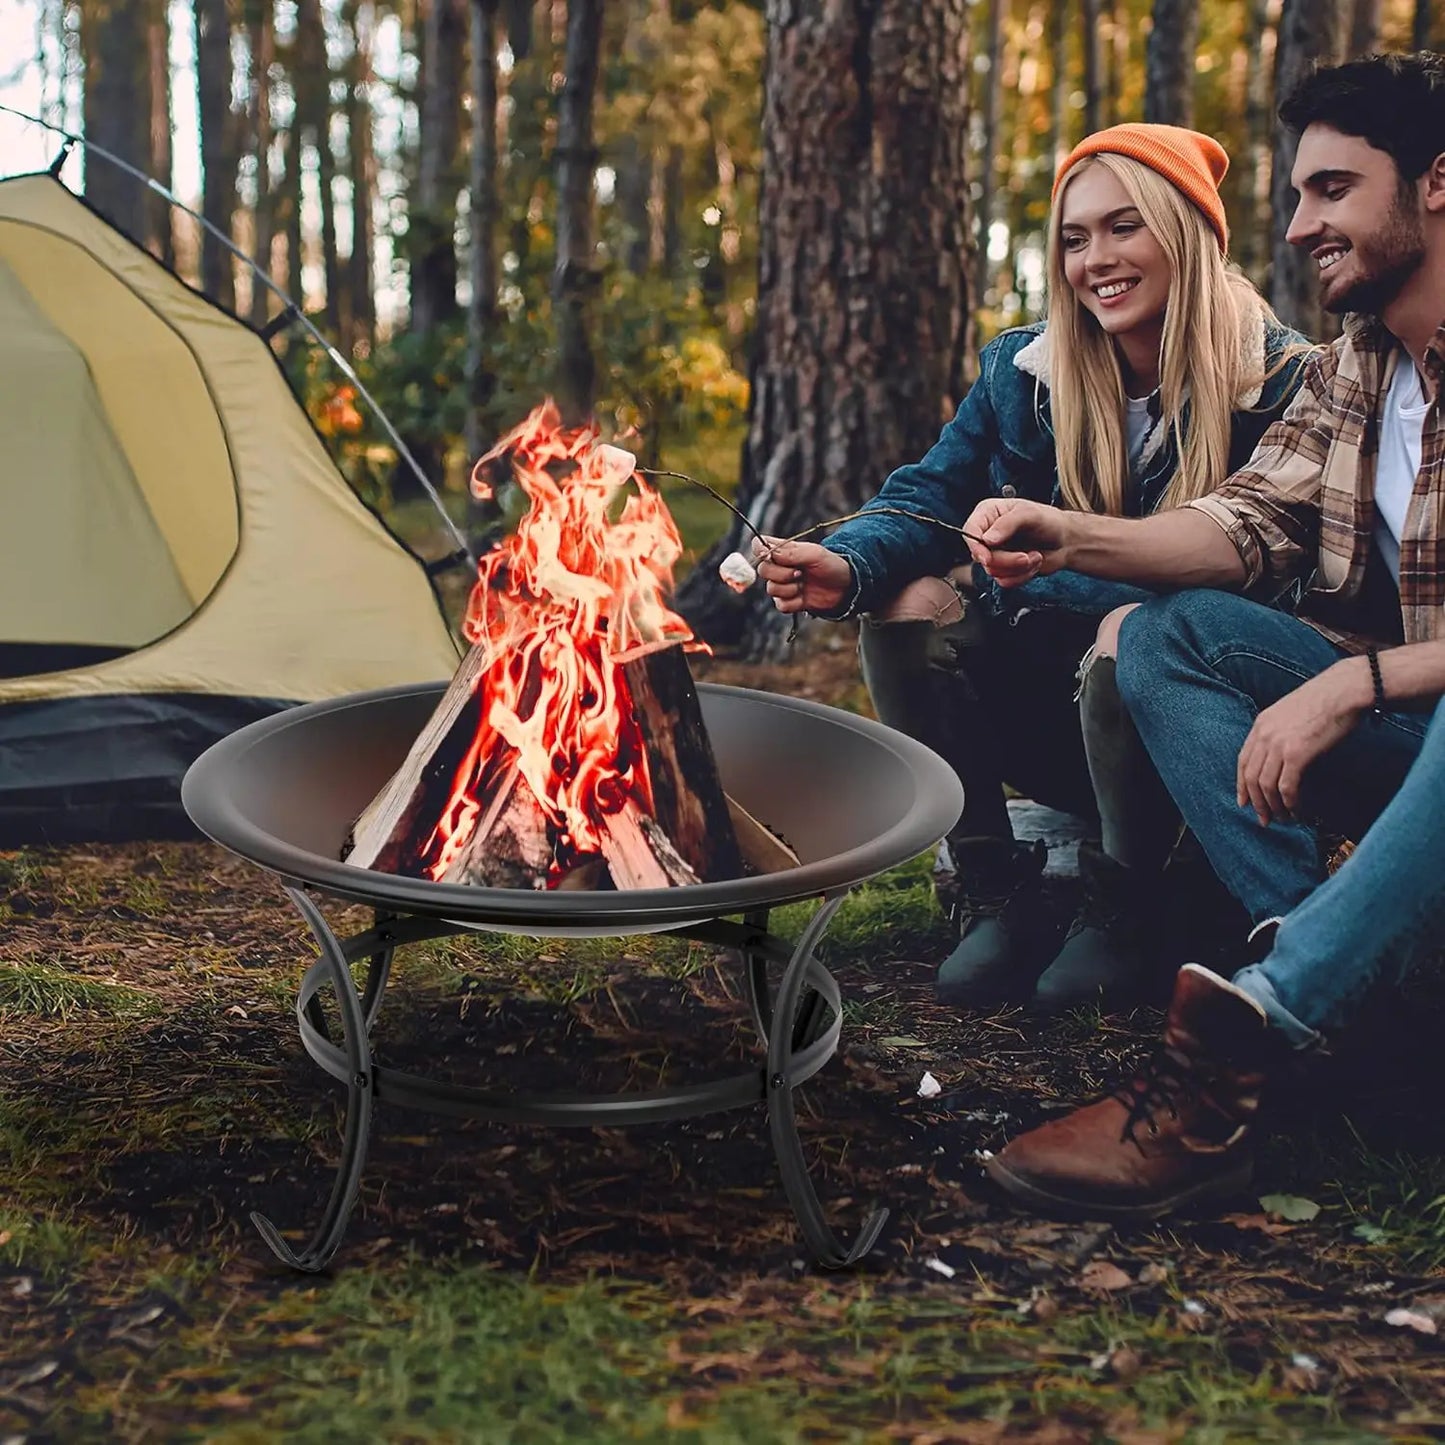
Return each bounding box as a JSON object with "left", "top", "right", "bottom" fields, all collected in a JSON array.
[{"left": 420, "top": 400, "right": 703, "bottom": 882}]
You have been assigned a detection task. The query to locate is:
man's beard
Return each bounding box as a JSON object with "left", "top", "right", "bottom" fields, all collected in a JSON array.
[{"left": 1323, "top": 190, "right": 1426, "bottom": 315}]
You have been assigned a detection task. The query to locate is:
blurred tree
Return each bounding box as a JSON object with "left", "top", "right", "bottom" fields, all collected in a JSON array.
[
  {"left": 1271, "top": 0, "right": 1346, "bottom": 338},
  {"left": 1349, "top": 0, "right": 1383, "bottom": 55},
  {"left": 80, "top": 0, "right": 152, "bottom": 246},
  {"left": 1082, "top": 0, "right": 1103, "bottom": 133},
  {"left": 146, "top": 0, "right": 174, "bottom": 265},
  {"left": 1046, "top": 0, "right": 1071, "bottom": 175},
  {"left": 343, "top": 0, "right": 377, "bottom": 351},
  {"left": 195, "top": 0, "right": 238, "bottom": 306},
  {"left": 975, "top": 0, "right": 1005, "bottom": 310},
  {"left": 412, "top": 0, "right": 467, "bottom": 335},
  {"left": 244, "top": 0, "right": 276, "bottom": 329},
  {"left": 1236, "top": 0, "right": 1281, "bottom": 286},
  {"left": 553, "top": 0, "right": 604, "bottom": 422},
  {"left": 1415, "top": 0, "right": 1432, "bottom": 49},
  {"left": 1145, "top": 0, "right": 1199, "bottom": 126},
  {"left": 465, "top": 0, "right": 501, "bottom": 463},
  {"left": 676, "top": 0, "right": 974, "bottom": 657}
]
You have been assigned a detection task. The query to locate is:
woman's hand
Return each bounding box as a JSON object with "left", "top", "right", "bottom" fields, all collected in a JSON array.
[
  {"left": 751, "top": 538, "right": 853, "bottom": 615},
  {"left": 962, "top": 498, "right": 1071, "bottom": 586}
]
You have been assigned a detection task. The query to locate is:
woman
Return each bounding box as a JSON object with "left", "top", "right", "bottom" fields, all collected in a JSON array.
[{"left": 755, "top": 123, "right": 1314, "bottom": 1013}]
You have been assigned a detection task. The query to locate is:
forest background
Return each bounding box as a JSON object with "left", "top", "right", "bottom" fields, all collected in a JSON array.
[{"left": 0, "top": 0, "right": 1434, "bottom": 657}]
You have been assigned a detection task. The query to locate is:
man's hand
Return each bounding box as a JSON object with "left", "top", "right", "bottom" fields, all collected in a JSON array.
[
  {"left": 751, "top": 538, "right": 853, "bottom": 615},
  {"left": 962, "top": 498, "right": 1072, "bottom": 587},
  {"left": 1236, "top": 658, "right": 1372, "bottom": 826}
]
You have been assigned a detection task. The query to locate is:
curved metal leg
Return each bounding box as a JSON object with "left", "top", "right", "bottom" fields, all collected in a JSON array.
[
  {"left": 766, "top": 892, "right": 888, "bottom": 1269},
  {"left": 741, "top": 908, "right": 774, "bottom": 1042},
  {"left": 252, "top": 887, "right": 377, "bottom": 1273}
]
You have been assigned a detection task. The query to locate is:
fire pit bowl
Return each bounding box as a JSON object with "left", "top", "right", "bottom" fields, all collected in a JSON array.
[{"left": 183, "top": 681, "right": 963, "bottom": 1272}]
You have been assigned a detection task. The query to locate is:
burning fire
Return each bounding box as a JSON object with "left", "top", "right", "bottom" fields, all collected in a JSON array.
[{"left": 421, "top": 400, "right": 703, "bottom": 882}]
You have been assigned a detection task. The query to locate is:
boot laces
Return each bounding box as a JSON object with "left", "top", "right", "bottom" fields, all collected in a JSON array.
[{"left": 1114, "top": 1046, "right": 1191, "bottom": 1145}]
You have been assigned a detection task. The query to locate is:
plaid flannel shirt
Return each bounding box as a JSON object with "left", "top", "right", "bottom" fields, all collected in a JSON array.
[{"left": 1188, "top": 312, "right": 1445, "bottom": 651}]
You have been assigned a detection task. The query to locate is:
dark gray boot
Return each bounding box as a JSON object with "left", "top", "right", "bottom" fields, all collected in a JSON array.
[
  {"left": 1031, "top": 840, "right": 1160, "bottom": 1014},
  {"left": 936, "top": 837, "right": 1053, "bottom": 1007}
]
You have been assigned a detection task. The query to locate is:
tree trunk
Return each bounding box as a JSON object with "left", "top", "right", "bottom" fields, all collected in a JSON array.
[
  {"left": 344, "top": 0, "right": 377, "bottom": 353},
  {"left": 80, "top": 0, "right": 150, "bottom": 245},
  {"left": 294, "top": 0, "right": 340, "bottom": 333},
  {"left": 247, "top": 0, "right": 276, "bottom": 329},
  {"left": 195, "top": 0, "right": 237, "bottom": 307},
  {"left": 1144, "top": 0, "right": 1198, "bottom": 127},
  {"left": 1081, "top": 0, "right": 1103, "bottom": 136},
  {"left": 1046, "top": 0, "right": 1070, "bottom": 175},
  {"left": 146, "top": 0, "right": 173, "bottom": 266},
  {"left": 552, "top": 0, "right": 605, "bottom": 424},
  {"left": 1348, "top": 0, "right": 1382, "bottom": 55},
  {"left": 411, "top": 0, "right": 467, "bottom": 335},
  {"left": 1271, "top": 0, "right": 1346, "bottom": 338},
  {"left": 676, "top": 0, "right": 974, "bottom": 660},
  {"left": 1414, "top": 0, "right": 1431, "bottom": 50},
  {"left": 1235, "top": 0, "right": 1279, "bottom": 285},
  {"left": 974, "top": 0, "right": 1004, "bottom": 308},
  {"left": 465, "top": 0, "right": 501, "bottom": 465}
]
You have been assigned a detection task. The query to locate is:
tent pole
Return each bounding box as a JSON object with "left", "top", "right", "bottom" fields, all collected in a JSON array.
[{"left": 0, "top": 102, "right": 477, "bottom": 576}]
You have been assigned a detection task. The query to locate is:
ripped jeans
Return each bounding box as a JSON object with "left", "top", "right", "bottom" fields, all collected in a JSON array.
[{"left": 859, "top": 568, "right": 1177, "bottom": 868}]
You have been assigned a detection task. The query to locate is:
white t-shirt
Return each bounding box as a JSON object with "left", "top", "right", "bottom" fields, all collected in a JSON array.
[
  {"left": 1125, "top": 392, "right": 1155, "bottom": 473},
  {"left": 1374, "top": 355, "right": 1431, "bottom": 583}
]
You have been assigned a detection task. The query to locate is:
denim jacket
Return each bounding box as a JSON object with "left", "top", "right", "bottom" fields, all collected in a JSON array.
[{"left": 823, "top": 315, "right": 1313, "bottom": 620}]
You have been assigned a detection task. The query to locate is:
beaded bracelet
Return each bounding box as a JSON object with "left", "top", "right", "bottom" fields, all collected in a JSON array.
[{"left": 1365, "top": 645, "right": 1387, "bottom": 724}]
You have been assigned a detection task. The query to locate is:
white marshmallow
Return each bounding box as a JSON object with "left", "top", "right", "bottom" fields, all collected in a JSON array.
[{"left": 719, "top": 551, "right": 758, "bottom": 592}]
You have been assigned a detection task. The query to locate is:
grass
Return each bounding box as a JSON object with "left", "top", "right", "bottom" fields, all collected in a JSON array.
[
  {"left": 6, "top": 805, "right": 1445, "bottom": 1438},
  {"left": 0, "top": 960, "right": 160, "bottom": 1021}
]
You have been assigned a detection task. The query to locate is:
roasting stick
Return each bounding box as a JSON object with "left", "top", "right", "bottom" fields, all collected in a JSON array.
[{"left": 637, "top": 466, "right": 992, "bottom": 643}]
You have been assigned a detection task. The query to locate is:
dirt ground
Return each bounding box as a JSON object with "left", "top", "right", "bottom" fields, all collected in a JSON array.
[{"left": 3, "top": 633, "right": 1445, "bottom": 1440}]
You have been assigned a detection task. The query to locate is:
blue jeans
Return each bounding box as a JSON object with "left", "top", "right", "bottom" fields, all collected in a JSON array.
[{"left": 1117, "top": 590, "right": 1437, "bottom": 1040}]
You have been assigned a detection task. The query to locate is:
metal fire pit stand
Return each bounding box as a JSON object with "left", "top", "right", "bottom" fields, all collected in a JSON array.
[{"left": 260, "top": 883, "right": 883, "bottom": 1275}]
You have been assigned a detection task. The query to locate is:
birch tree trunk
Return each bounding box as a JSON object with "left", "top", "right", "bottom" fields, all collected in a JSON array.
[
  {"left": 552, "top": 0, "right": 604, "bottom": 423},
  {"left": 195, "top": 0, "right": 237, "bottom": 307},
  {"left": 676, "top": 0, "right": 974, "bottom": 659},
  {"left": 1271, "top": 0, "right": 1346, "bottom": 337},
  {"left": 1144, "top": 0, "right": 1198, "bottom": 127}
]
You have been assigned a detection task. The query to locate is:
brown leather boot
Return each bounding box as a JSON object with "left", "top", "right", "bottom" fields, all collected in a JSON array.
[{"left": 982, "top": 964, "right": 1275, "bottom": 1220}]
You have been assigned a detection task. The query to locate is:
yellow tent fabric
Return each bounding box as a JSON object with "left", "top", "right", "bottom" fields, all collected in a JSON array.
[{"left": 0, "top": 173, "right": 460, "bottom": 707}]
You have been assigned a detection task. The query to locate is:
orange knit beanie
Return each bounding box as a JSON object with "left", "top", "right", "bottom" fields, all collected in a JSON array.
[{"left": 1052, "top": 123, "right": 1230, "bottom": 252}]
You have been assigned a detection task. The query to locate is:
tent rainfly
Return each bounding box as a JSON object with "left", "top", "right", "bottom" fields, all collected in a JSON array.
[{"left": 0, "top": 172, "right": 461, "bottom": 846}]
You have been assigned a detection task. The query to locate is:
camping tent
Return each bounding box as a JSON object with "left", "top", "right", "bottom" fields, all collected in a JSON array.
[{"left": 0, "top": 172, "right": 462, "bottom": 845}]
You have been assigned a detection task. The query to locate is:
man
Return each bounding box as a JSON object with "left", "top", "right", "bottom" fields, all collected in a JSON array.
[{"left": 959, "top": 50, "right": 1445, "bottom": 1219}]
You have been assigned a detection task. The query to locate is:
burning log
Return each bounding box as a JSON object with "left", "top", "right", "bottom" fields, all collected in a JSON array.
[
  {"left": 345, "top": 400, "right": 764, "bottom": 892},
  {"left": 347, "top": 638, "right": 745, "bottom": 888}
]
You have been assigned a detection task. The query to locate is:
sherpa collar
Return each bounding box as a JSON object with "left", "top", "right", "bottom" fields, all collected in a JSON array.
[{"left": 1011, "top": 307, "right": 1269, "bottom": 411}]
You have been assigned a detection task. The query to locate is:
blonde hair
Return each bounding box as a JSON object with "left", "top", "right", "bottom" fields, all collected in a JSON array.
[{"left": 1046, "top": 152, "right": 1287, "bottom": 516}]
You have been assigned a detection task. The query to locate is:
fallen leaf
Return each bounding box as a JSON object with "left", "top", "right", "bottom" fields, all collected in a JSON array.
[
  {"left": 879, "top": 1035, "right": 927, "bottom": 1048},
  {"left": 1077, "top": 1260, "right": 1132, "bottom": 1292},
  {"left": 1136, "top": 1262, "right": 1170, "bottom": 1285},
  {"left": 1258, "top": 1193, "right": 1320, "bottom": 1222},
  {"left": 1386, "top": 1308, "right": 1439, "bottom": 1335},
  {"left": 1220, "top": 1211, "right": 1295, "bottom": 1235}
]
